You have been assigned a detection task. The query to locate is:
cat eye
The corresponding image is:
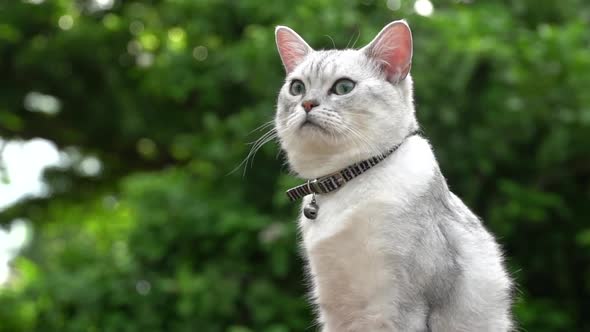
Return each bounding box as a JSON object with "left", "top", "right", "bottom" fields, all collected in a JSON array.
[
  {"left": 331, "top": 79, "right": 356, "bottom": 95},
  {"left": 289, "top": 80, "right": 306, "bottom": 96}
]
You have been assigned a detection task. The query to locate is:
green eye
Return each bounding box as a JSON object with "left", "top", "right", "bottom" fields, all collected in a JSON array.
[
  {"left": 332, "top": 78, "right": 356, "bottom": 95},
  {"left": 289, "top": 80, "right": 305, "bottom": 96}
]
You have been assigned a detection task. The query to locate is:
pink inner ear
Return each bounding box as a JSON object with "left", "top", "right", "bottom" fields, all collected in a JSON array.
[
  {"left": 276, "top": 27, "right": 311, "bottom": 73},
  {"left": 365, "top": 22, "right": 413, "bottom": 83}
]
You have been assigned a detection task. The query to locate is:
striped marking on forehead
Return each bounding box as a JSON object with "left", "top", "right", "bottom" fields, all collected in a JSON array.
[{"left": 302, "top": 51, "right": 339, "bottom": 79}]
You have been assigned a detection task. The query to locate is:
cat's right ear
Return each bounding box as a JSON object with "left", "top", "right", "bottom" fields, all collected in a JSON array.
[{"left": 275, "top": 26, "right": 312, "bottom": 74}]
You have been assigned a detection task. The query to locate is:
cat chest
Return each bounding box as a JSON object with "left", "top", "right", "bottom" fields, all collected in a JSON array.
[
  {"left": 299, "top": 194, "right": 397, "bottom": 321},
  {"left": 298, "top": 185, "right": 398, "bottom": 258}
]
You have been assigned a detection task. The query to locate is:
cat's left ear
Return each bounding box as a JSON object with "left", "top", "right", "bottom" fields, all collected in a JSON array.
[
  {"left": 362, "top": 20, "right": 413, "bottom": 83},
  {"left": 275, "top": 26, "right": 313, "bottom": 74}
]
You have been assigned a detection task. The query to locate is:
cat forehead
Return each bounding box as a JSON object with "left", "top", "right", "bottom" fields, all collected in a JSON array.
[{"left": 289, "top": 49, "right": 371, "bottom": 79}]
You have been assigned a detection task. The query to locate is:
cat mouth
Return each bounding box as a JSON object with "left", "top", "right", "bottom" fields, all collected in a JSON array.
[{"left": 300, "top": 119, "right": 329, "bottom": 133}]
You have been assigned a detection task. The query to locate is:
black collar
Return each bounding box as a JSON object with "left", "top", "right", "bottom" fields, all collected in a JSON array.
[{"left": 286, "top": 131, "right": 420, "bottom": 201}]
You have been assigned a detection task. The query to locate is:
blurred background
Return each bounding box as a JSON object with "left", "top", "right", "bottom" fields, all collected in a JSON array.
[{"left": 0, "top": 0, "right": 589, "bottom": 331}]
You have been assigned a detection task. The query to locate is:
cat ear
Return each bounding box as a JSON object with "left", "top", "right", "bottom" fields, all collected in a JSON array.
[
  {"left": 275, "top": 26, "right": 313, "bottom": 73},
  {"left": 362, "top": 20, "right": 413, "bottom": 83}
]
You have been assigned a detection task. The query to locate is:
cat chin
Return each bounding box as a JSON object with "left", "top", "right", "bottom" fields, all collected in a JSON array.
[
  {"left": 288, "top": 128, "right": 341, "bottom": 149},
  {"left": 299, "top": 120, "right": 329, "bottom": 133},
  {"left": 283, "top": 140, "right": 376, "bottom": 179}
]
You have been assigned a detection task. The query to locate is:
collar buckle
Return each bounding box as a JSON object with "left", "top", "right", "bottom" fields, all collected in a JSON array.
[{"left": 308, "top": 179, "right": 324, "bottom": 194}]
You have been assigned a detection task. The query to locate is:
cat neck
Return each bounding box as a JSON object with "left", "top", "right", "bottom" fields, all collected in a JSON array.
[{"left": 286, "top": 126, "right": 419, "bottom": 179}]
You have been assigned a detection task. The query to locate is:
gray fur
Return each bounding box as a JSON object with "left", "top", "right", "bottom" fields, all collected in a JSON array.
[
  {"left": 273, "top": 22, "right": 513, "bottom": 331},
  {"left": 388, "top": 170, "right": 513, "bottom": 330}
]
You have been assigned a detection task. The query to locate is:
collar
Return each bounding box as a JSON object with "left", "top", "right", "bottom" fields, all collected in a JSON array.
[{"left": 285, "top": 130, "right": 420, "bottom": 201}]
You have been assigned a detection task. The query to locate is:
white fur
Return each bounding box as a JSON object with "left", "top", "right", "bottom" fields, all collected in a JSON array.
[
  {"left": 300, "top": 136, "right": 435, "bottom": 247},
  {"left": 300, "top": 137, "right": 436, "bottom": 331},
  {"left": 275, "top": 50, "right": 416, "bottom": 179},
  {"left": 273, "top": 21, "right": 512, "bottom": 332}
]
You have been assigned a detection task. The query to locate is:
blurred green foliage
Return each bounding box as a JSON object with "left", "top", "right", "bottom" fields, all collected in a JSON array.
[{"left": 0, "top": 0, "right": 589, "bottom": 331}]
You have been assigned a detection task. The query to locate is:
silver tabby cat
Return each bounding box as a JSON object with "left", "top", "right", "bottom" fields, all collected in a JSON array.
[{"left": 273, "top": 21, "right": 513, "bottom": 331}]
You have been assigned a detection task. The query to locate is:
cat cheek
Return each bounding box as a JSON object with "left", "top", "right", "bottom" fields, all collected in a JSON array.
[{"left": 285, "top": 102, "right": 299, "bottom": 114}]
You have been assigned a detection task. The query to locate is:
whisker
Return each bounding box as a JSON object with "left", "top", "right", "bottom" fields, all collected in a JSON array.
[
  {"left": 248, "top": 120, "right": 275, "bottom": 134},
  {"left": 247, "top": 135, "right": 277, "bottom": 171},
  {"left": 350, "top": 28, "right": 361, "bottom": 48},
  {"left": 324, "top": 34, "right": 336, "bottom": 49},
  {"left": 346, "top": 28, "right": 361, "bottom": 49},
  {"left": 229, "top": 127, "right": 278, "bottom": 177},
  {"left": 341, "top": 124, "right": 383, "bottom": 158}
]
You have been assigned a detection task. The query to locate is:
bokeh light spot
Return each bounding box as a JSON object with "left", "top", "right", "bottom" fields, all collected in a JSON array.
[
  {"left": 93, "top": 0, "right": 114, "bottom": 10},
  {"left": 129, "top": 21, "right": 144, "bottom": 36},
  {"left": 414, "top": 0, "right": 434, "bottom": 16},
  {"left": 58, "top": 15, "right": 74, "bottom": 30},
  {"left": 136, "top": 280, "right": 151, "bottom": 295},
  {"left": 193, "top": 46, "right": 208, "bottom": 61},
  {"left": 24, "top": 91, "right": 61, "bottom": 115},
  {"left": 78, "top": 156, "right": 102, "bottom": 177},
  {"left": 139, "top": 33, "right": 159, "bottom": 51},
  {"left": 386, "top": 0, "right": 401, "bottom": 11},
  {"left": 103, "top": 14, "right": 121, "bottom": 30},
  {"left": 0, "top": 219, "right": 32, "bottom": 286},
  {"left": 136, "top": 52, "right": 154, "bottom": 68},
  {"left": 137, "top": 138, "right": 158, "bottom": 159},
  {"left": 127, "top": 40, "right": 142, "bottom": 55},
  {"left": 167, "top": 27, "right": 187, "bottom": 51}
]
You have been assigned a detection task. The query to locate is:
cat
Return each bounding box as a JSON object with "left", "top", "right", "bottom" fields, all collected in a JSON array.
[{"left": 273, "top": 20, "right": 513, "bottom": 331}]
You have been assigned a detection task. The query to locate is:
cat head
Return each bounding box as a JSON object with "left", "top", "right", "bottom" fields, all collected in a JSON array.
[{"left": 274, "top": 21, "right": 418, "bottom": 179}]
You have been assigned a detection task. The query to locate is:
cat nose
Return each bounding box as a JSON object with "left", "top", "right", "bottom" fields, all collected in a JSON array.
[{"left": 302, "top": 100, "right": 319, "bottom": 113}]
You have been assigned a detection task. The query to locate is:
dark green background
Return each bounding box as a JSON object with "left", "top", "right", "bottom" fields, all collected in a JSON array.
[{"left": 1, "top": 0, "right": 589, "bottom": 331}]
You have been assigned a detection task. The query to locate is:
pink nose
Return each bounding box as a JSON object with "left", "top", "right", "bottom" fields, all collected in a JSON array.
[{"left": 302, "top": 100, "right": 319, "bottom": 112}]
